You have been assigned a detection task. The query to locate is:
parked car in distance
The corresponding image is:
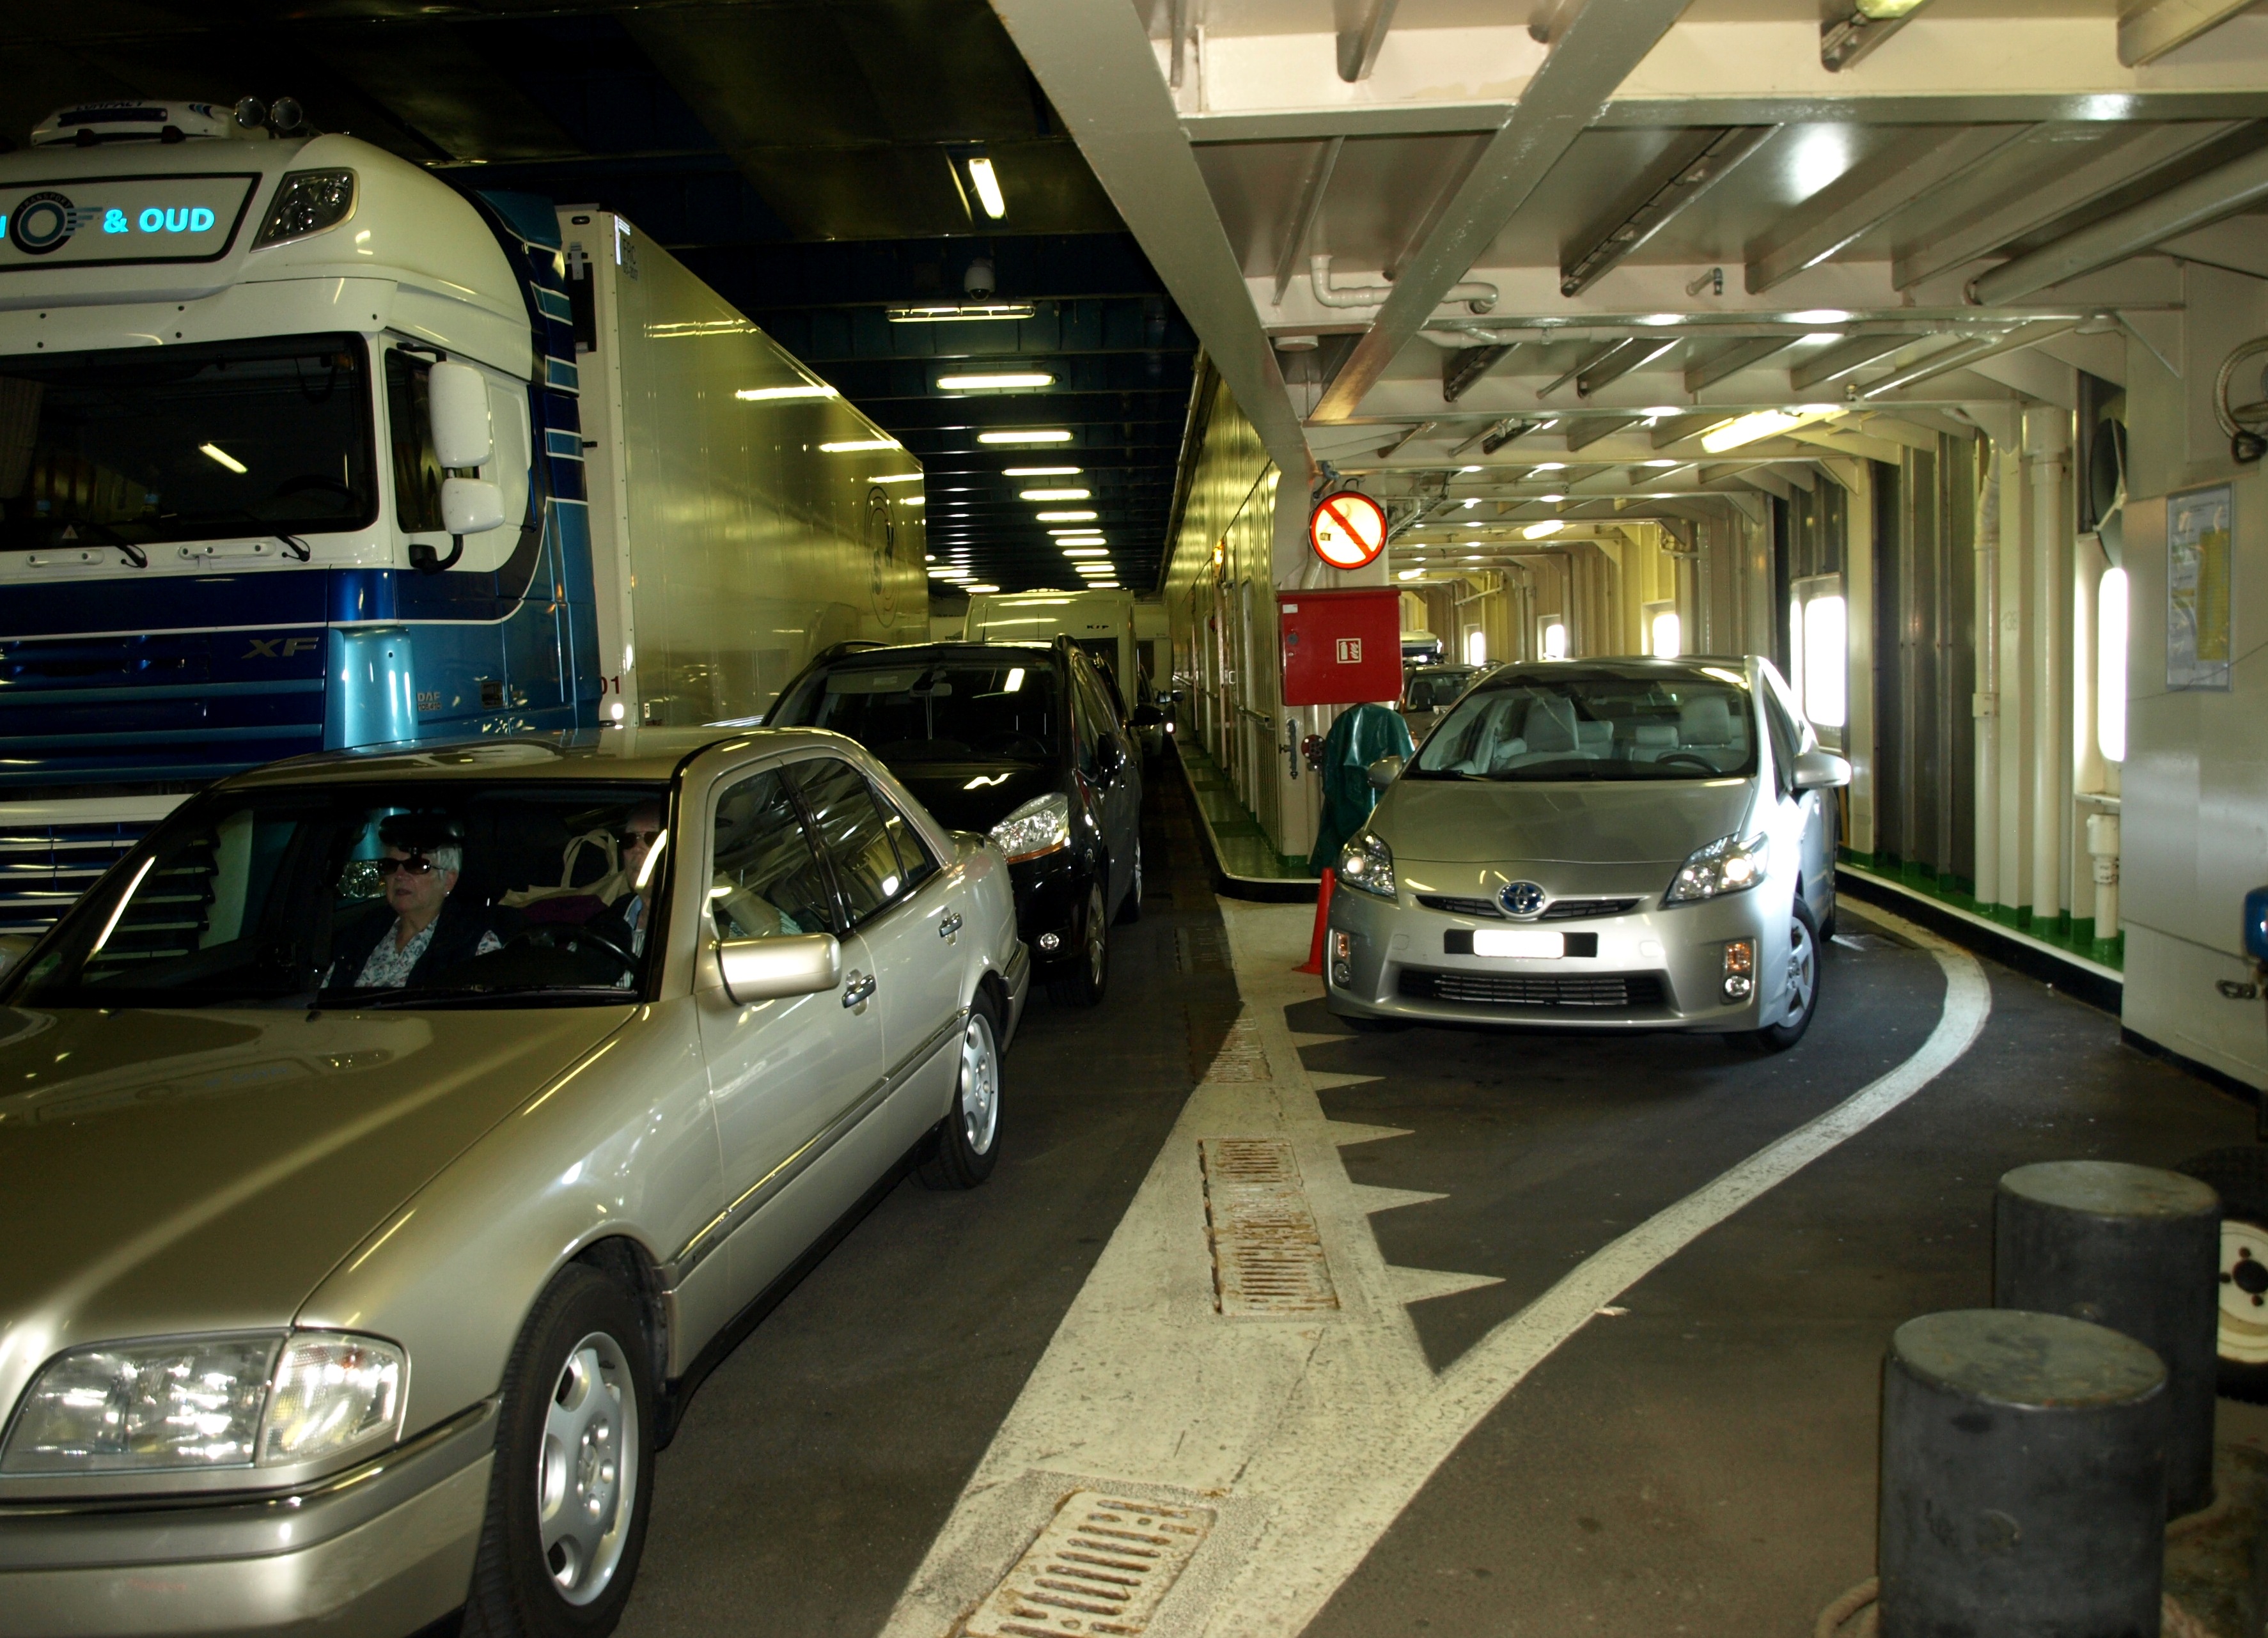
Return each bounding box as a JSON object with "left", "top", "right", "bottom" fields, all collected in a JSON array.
[
  {"left": 1327, "top": 656, "right": 1849, "bottom": 1049},
  {"left": 1399, "top": 662, "right": 1490, "bottom": 744},
  {"left": 767, "top": 639, "right": 1142, "bottom": 1006},
  {"left": 0, "top": 726, "right": 1025, "bottom": 1638}
]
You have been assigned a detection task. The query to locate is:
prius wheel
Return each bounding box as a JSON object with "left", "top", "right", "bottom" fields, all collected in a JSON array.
[
  {"left": 465, "top": 1266, "right": 654, "bottom": 1638},
  {"left": 1116, "top": 840, "right": 1144, "bottom": 925},
  {"left": 1049, "top": 877, "right": 1110, "bottom": 1007},
  {"left": 2177, "top": 1146, "right": 2268, "bottom": 1403},
  {"left": 919, "top": 995, "right": 1003, "bottom": 1190},
  {"left": 1740, "top": 896, "right": 1820, "bottom": 1054}
]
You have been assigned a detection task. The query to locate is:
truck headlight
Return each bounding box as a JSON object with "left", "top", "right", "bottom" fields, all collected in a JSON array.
[
  {"left": 1337, "top": 831, "right": 1396, "bottom": 900},
  {"left": 256, "top": 169, "right": 356, "bottom": 247},
  {"left": 990, "top": 793, "right": 1070, "bottom": 862},
  {"left": 1664, "top": 833, "right": 1770, "bottom": 904},
  {"left": 1, "top": 1331, "right": 403, "bottom": 1476}
]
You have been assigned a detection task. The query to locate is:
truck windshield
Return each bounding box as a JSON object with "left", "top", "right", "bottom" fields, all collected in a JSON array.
[
  {"left": 0, "top": 333, "right": 375, "bottom": 552},
  {"left": 771, "top": 659, "right": 1061, "bottom": 763},
  {"left": 1410, "top": 667, "right": 1758, "bottom": 781},
  {"left": 3, "top": 781, "right": 671, "bottom": 1010}
]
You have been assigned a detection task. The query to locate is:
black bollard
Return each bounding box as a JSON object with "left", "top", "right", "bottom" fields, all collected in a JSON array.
[
  {"left": 1994, "top": 1159, "right": 2220, "bottom": 1517},
  {"left": 1881, "top": 1309, "right": 2168, "bottom": 1638}
]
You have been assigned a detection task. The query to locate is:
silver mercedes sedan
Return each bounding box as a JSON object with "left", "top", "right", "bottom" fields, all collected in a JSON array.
[
  {"left": 1325, "top": 657, "right": 1849, "bottom": 1049},
  {"left": 0, "top": 727, "right": 1026, "bottom": 1637}
]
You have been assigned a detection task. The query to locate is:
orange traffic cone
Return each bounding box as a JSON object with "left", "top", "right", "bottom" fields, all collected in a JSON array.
[{"left": 1297, "top": 868, "right": 1336, "bottom": 974}]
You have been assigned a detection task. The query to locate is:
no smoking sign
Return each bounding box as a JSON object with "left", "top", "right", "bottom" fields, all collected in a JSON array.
[{"left": 1309, "top": 489, "right": 1386, "bottom": 570}]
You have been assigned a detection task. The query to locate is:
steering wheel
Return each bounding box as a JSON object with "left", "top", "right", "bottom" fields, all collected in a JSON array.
[
  {"left": 499, "top": 924, "right": 638, "bottom": 978},
  {"left": 1654, "top": 751, "right": 1719, "bottom": 772}
]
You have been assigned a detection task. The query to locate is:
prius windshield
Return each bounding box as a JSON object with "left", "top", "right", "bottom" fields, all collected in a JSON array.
[
  {"left": 770, "top": 658, "right": 1061, "bottom": 763},
  {"left": 0, "top": 334, "right": 375, "bottom": 553},
  {"left": 4, "top": 781, "right": 671, "bottom": 1010},
  {"left": 1410, "top": 667, "right": 1758, "bottom": 782}
]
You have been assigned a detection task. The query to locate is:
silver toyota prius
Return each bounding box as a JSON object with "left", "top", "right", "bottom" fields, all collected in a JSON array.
[
  {"left": 1325, "top": 656, "right": 1850, "bottom": 1048},
  {"left": 0, "top": 727, "right": 1026, "bottom": 1637}
]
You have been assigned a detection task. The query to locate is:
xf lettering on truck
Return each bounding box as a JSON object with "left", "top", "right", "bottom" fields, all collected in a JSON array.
[{"left": 242, "top": 636, "right": 321, "bottom": 659}]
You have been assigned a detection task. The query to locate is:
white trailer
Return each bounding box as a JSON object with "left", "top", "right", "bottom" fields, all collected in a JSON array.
[{"left": 966, "top": 587, "right": 1140, "bottom": 703}]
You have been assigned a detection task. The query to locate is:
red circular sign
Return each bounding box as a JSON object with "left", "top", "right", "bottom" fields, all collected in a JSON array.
[{"left": 1310, "top": 490, "right": 1387, "bottom": 570}]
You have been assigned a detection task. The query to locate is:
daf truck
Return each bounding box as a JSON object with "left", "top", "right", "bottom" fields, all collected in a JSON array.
[{"left": 0, "top": 100, "right": 925, "bottom": 934}]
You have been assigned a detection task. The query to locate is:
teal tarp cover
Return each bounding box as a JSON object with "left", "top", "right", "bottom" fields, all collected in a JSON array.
[{"left": 1307, "top": 702, "right": 1415, "bottom": 873}]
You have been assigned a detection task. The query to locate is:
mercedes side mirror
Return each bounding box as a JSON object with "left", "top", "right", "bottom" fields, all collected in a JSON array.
[
  {"left": 1793, "top": 749, "right": 1852, "bottom": 790},
  {"left": 428, "top": 361, "right": 494, "bottom": 469},
  {"left": 441, "top": 478, "right": 506, "bottom": 535},
  {"left": 717, "top": 932, "right": 841, "bottom": 1005},
  {"left": 1366, "top": 754, "right": 1404, "bottom": 791}
]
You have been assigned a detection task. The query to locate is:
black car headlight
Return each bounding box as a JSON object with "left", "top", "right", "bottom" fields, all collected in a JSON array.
[
  {"left": 1336, "top": 831, "right": 1396, "bottom": 900},
  {"left": 989, "top": 792, "right": 1071, "bottom": 863},
  {"left": 1, "top": 1330, "right": 404, "bottom": 1475},
  {"left": 1664, "top": 832, "right": 1770, "bottom": 905}
]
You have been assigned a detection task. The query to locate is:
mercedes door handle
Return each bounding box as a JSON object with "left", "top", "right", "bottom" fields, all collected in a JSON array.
[
  {"left": 843, "top": 971, "right": 877, "bottom": 1009},
  {"left": 939, "top": 911, "right": 964, "bottom": 939}
]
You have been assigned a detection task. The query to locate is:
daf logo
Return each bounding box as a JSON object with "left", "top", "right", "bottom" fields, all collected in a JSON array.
[{"left": 1499, "top": 880, "right": 1547, "bottom": 919}]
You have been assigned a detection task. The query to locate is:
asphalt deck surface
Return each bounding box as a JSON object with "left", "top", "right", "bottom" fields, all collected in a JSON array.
[{"left": 613, "top": 774, "right": 2262, "bottom": 1638}]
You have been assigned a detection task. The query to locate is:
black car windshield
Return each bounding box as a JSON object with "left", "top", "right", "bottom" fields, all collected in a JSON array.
[
  {"left": 0, "top": 333, "right": 376, "bottom": 552},
  {"left": 1409, "top": 667, "right": 1758, "bottom": 782},
  {"left": 4, "top": 781, "right": 671, "bottom": 1010},
  {"left": 770, "top": 657, "right": 1060, "bottom": 763}
]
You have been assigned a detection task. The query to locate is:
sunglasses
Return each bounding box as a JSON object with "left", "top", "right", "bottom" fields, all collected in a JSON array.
[
  {"left": 616, "top": 829, "right": 663, "bottom": 848},
  {"left": 375, "top": 854, "right": 441, "bottom": 877}
]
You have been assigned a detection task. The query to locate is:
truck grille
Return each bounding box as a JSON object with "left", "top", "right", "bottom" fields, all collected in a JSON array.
[
  {"left": 0, "top": 822, "right": 145, "bottom": 935},
  {"left": 1398, "top": 967, "right": 1669, "bottom": 1011}
]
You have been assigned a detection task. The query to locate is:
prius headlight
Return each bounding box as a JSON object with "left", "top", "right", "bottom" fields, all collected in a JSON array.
[
  {"left": 1664, "top": 832, "right": 1770, "bottom": 904},
  {"left": 2, "top": 1331, "right": 404, "bottom": 1475},
  {"left": 1336, "top": 830, "right": 1396, "bottom": 900},
  {"left": 989, "top": 792, "right": 1071, "bottom": 863}
]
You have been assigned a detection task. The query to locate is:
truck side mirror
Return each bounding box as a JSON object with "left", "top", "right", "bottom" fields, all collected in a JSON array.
[
  {"left": 441, "top": 478, "right": 506, "bottom": 535},
  {"left": 428, "top": 361, "right": 494, "bottom": 469}
]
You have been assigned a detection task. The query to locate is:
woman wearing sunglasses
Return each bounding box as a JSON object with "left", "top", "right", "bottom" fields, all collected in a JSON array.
[{"left": 327, "top": 812, "right": 503, "bottom": 989}]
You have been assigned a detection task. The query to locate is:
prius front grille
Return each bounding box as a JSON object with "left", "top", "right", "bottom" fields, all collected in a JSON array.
[{"left": 1398, "top": 967, "right": 1670, "bottom": 1011}]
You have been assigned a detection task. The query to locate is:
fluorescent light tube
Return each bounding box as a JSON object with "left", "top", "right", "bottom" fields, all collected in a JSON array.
[{"left": 967, "top": 157, "right": 1006, "bottom": 219}]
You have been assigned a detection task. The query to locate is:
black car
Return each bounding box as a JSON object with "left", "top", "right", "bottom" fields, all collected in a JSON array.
[{"left": 766, "top": 638, "right": 1143, "bottom": 1004}]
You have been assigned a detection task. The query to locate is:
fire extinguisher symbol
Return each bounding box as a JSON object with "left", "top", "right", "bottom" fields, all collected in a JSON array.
[{"left": 1336, "top": 637, "right": 1362, "bottom": 663}]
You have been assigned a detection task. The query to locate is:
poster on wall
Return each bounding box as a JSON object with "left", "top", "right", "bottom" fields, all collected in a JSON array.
[{"left": 2167, "top": 482, "right": 2233, "bottom": 692}]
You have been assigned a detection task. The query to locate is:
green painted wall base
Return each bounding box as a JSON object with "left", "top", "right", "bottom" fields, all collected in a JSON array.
[{"left": 1838, "top": 846, "right": 2123, "bottom": 971}]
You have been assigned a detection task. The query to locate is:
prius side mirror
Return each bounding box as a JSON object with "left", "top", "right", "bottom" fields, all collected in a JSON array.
[
  {"left": 717, "top": 932, "right": 841, "bottom": 1004},
  {"left": 1367, "top": 754, "right": 1404, "bottom": 792},
  {"left": 428, "top": 361, "right": 494, "bottom": 469},
  {"left": 1793, "top": 749, "right": 1851, "bottom": 790}
]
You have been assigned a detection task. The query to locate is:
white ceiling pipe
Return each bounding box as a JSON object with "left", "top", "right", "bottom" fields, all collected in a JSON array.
[
  {"left": 1313, "top": 253, "right": 1498, "bottom": 314},
  {"left": 1969, "top": 144, "right": 2268, "bottom": 306}
]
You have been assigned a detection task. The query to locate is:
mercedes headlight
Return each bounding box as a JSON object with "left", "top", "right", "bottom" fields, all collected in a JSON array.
[
  {"left": 989, "top": 793, "right": 1070, "bottom": 863},
  {"left": 1336, "top": 831, "right": 1396, "bottom": 900},
  {"left": 2, "top": 1331, "right": 403, "bottom": 1476},
  {"left": 1664, "top": 832, "right": 1770, "bottom": 905}
]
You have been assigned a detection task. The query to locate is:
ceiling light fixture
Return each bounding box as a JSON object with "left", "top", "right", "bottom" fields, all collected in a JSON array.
[
  {"left": 1398, "top": 568, "right": 1425, "bottom": 580},
  {"left": 818, "top": 438, "right": 898, "bottom": 453},
  {"left": 964, "top": 583, "right": 1001, "bottom": 593},
  {"left": 888, "top": 301, "right": 1037, "bottom": 324},
  {"left": 1004, "top": 465, "right": 1081, "bottom": 477},
  {"left": 1062, "top": 547, "right": 1109, "bottom": 557},
  {"left": 1035, "top": 510, "right": 1097, "bottom": 522},
  {"left": 967, "top": 156, "right": 1007, "bottom": 219},
  {"left": 1019, "top": 487, "right": 1090, "bottom": 501},
  {"left": 199, "top": 442, "right": 247, "bottom": 474},
  {"left": 1787, "top": 309, "right": 1853, "bottom": 325},
  {"left": 1531, "top": 461, "right": 1567, "bottom": 471},
  {"left": 1524, "top": 520, "right": 1565, "bottom": 539},
  {"left": 1700, "top": 405, "right": 1840, "bottom": 453},
  {"left": 939, "top": 371, "right": 1053, "bottom": 391},
  {"left": 1538, "top": 492, "right": 1567, "bottom": 502},
  {"left": 980, "top": 430, "right": 1072, "bottom": 444},
  {"left": 735, "top": 383, "right": 837, "bottom": 402}
]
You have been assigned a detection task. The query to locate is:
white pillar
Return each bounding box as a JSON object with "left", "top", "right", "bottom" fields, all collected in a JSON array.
[
  {"left": 2024, "top": 403, "right": 2069, "bottom": 930},
  {"left": 1973, "top": 444, "right": 2001, "bottom": 909}
]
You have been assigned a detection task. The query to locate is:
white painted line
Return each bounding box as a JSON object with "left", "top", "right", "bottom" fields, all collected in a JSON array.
[{"left": 882, "top": 900, "right": 1989, "bottom": 1638}]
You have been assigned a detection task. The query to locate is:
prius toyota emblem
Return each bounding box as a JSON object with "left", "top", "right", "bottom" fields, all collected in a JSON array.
[{"left": 1499, "top": 880, "right": 1546, "bottom": 919}]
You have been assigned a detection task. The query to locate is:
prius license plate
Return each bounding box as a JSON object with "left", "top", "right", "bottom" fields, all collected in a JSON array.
[{"left": 1472, "top": 928, "right": 1565, "bottom": 959}]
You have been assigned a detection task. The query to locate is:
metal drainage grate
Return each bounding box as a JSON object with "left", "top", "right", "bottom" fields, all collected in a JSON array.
[
  {"left": 1200, "top": 1137, "right": 1338, "bottom": 1316},
  {"left": 964, "top": 1490, "right": 1214, "bottom": 1637},
  {"left": 1188, "top": 1008, "right": 1271, "bottom": 1083},
  {"left": 1174, "top": 923, "right": 1232, "bottom": 972}
]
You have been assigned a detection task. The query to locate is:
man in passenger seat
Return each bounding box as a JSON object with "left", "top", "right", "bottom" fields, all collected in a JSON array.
[{"left": 593, "top": 802, "right": 665, "bottom": 960}]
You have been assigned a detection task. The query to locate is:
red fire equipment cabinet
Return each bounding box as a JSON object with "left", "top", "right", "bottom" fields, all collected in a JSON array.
[{"left": 1279, "top": 588, "right": 1405, "bottom": 707}]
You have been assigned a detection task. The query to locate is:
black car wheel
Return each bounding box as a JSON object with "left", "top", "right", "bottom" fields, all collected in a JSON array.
[
  {"left": 1049, "top": 876, "right": 1110, "bottom": 1007},
  {"left": 463, "top": 1265, "right": 654, "bottom": 1638}
]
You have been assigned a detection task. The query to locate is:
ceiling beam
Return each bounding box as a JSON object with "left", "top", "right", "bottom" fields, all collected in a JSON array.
[
  {"left": 990, "top": 0, "right": 1311, "bottom": 478},
  {"left": 1335, "top": 0, "right": 1401, "bottom": 82},
  {"left": 1577, "top": 338, "right": 1678, "bottom": 396},
  {"left": 1566, "top": 416, "right": 1640, "bottom": 451},
  {"left": 1891, "top": 121, "right": 2244, "bottom": 290},
  {"left": 1272, "top": 137, "right": 1345, "bottom": 305},
  {"left": 2119, "top": 0, "right": 2258, "bottom": 66},
  {"left": 1558, "top": 125, "right": 1772, "bottom": 298},
  {"left": 1787, "top": 333, "right": 1921, "bottom": 393},
  {"left": 1857, "top": 320, "right": 2077, "bottom": 398},
  {"left": 1685, "top": 335, "right": 1797, "bottom": 393},
  {"left": 1744, "top": 123, "right": 2035, "bottom": 294},
  {"left": 1819, "top": 0, "right": 1937, "bottom": 72},
  {"left": 1309, "top": 0, "right": 1698, "bottom": 424}
]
